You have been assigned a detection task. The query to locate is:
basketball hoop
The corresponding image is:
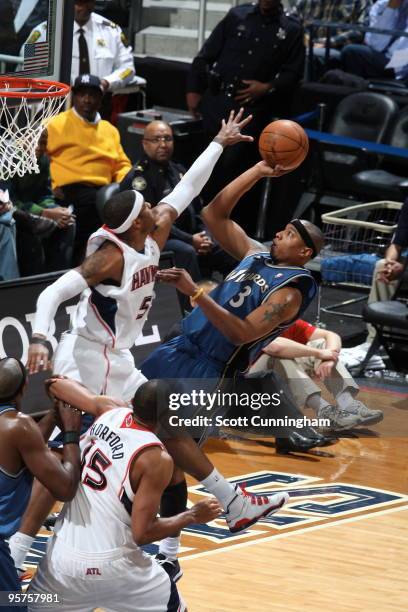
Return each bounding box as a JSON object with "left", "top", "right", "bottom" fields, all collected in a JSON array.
[{"left": 0, "top": 77, "right": 70, "bottom": 181}]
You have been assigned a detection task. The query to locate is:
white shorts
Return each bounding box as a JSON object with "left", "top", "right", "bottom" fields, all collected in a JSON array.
[
  {"left": 53, "top": 332, "right": 146, "bottom": 401},
  {"left": 27, "top": 537, "right": 185, "bottom": 612}
]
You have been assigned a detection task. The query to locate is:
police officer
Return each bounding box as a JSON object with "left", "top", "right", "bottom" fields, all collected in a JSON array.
[
  {"left": 23, "top": 0, "right": 135, "bottom": 92},
  {"left": 186, "top": 0, "right": 305, "bottom": 230},
  {"left": 119, "top": 120, "right": 236, "bottom": 309}
]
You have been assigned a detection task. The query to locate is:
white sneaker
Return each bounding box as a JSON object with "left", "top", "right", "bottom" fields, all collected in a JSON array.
[{"left": 225, "top": 485, "right": 289, "bottom": 533}]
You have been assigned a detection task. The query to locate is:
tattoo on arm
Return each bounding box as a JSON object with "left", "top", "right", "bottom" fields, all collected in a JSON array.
[
  {"left": 262, "top": 302, "right": 286, "bottom": 323},
  {"left": 80, "top": 243, "right": 121, "bottom": 285}
]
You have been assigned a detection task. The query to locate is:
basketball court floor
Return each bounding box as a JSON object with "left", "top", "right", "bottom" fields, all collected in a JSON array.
[{"left": 21, "top": 382, "right": 407, "bottom": 612}]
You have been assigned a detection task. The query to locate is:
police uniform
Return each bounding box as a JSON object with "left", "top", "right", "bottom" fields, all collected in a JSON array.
[
  {"left": 187, "top": 2, "right": 305, "bottom": 138},
  {"left": 120, "top": 158, "right": 237, "bottom": 287},
  {"left": 23, "top": 13, "right": 135, "bottom": 90},
  {"left": 186, "top": 2, "right": 305, "bottom": 229}
]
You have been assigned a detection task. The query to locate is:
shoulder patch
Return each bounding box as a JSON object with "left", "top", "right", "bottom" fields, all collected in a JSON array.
[
  {"left": 120, "top": 31, "right": 130, "bottom": 46},
  {"left": 132, "top": 176, "right": 147, "bottom": 191},
  {"left": 102, "top": 19, "right": 117, "bottom": 28},
  {"left": 27, "top": 30, "right": 41, "bottom": 44},
  {"left": 119, "top": 68, "right": 133, "bottom": 80}
]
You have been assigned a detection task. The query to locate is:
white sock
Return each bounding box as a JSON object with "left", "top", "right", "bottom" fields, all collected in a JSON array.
[
  {"left": 306, "top": 393, "right": 331, "bottom": 413},
  {"left": 336, "top": 390, "right": 355, "bottom": 411},
  {"left": 159, "top": 536, "right": 180, "bottom": 560},
  {"left": 8, "top": 532, "right": 34, "bottom": 569},
  {"left": 200, "top": 468, "right": 236, "bottom": 510}
]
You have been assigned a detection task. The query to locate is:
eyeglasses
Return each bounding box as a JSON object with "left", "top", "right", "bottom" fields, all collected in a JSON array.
[{"left": 143, "top": 136, "right": 173, "bottom": 144}]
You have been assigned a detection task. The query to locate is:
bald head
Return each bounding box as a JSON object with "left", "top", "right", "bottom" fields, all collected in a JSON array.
[
  {"left": 142, "top": 121, "right": 174, "bottom": 163},
  {"left": 0, "top": 358, "right": 27, "bottom": 403}
]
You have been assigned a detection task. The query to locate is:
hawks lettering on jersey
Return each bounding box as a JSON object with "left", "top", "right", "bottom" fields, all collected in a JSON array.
[{"left": 70, "top": 227, "right": 161, "bottom": 349}]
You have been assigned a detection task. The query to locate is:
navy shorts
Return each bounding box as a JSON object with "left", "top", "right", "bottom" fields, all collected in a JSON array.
[{"left": 0, "top": 538, "right": 26, "bottom": 612}]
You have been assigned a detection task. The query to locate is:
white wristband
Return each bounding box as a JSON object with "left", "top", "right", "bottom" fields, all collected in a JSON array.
[
  {"left": 33, "top": 270, "right": 88, "bottom": 338},
  {"left": 161, "top": 141, "right": 223, "bottom": 216}
]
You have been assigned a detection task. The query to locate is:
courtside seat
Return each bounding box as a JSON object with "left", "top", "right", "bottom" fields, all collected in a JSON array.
[{"left": 363, "top": 300, "right": 408, "bottom": 330}]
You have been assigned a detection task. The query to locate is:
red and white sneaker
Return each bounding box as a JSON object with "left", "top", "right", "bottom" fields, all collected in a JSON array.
[{"left": 225, "top": 485, "right": 289, "bottom": 533}]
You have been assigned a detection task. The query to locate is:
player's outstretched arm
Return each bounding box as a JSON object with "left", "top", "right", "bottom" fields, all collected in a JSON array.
[
  {"left": 27, "top": 242, "right": 124, "bottom": 374},
  {"left": 149, "top": 109, "right": 254, "bottom": 251},
  {"left": 47, "top": 377, "right": 127, "bottom": 416},
  {"left": 13, "top": 404, "right": 81, "bottom": 501},
  {"left": 263, "top": 336, "right": 339, "bottom": 362},
  {"left": 202, "top": 160, "right": 288, "bottom": 260},
  {"left": 157, "top": 268, "right": 302, "bottom": 345},
  {"left": 131, "top": 447, "right": 222, "bottom": 546}
]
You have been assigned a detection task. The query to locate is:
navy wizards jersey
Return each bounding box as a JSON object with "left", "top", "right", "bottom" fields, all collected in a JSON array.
[
  {"left": 0, "top": 406, "right": 33, "bottom": 539},
  {"left": 181, "top": 251, "right": 317, "bottom": 373}
]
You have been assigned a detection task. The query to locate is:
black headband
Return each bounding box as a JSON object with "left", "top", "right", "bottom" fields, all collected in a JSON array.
[
  {"left": 0, "top": 358, "right": 27, "bottom": 403},
  {"left": 290, "top": 219, "right": 317, "bottom": 258}
]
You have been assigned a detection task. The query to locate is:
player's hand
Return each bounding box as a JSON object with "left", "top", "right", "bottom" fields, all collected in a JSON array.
[
  {"left": 27, "top": 341, "right": 51, "bottom": 375},
  {"left": 192, "top": 231, "right": 213, "bottom": 254},
  {"left": 255, "top": 161, "right": 291, "bottom": 178},
  {"left": 315, "top": 360, "right": 336, "bottom": 381},
  {"left": 317, "top": 349, "right": 339, "bottom": 363},
  {"left": 44, "top": 375, "right": 68, "bottom": 398},
  {"left": 235, "top": 80, "right": 270, "bottom": 104},
  {"left": 189, "top": 498, "right": 223, "bottom": 523},
  {"left": 156, "top": 267, "right": 197, "bottom": 295},
  {"left": 55, "top": 399, "right": 82, "bottom": 433},
  {"left": 214, "top": 108, "right": 254, "bottom": 147}
]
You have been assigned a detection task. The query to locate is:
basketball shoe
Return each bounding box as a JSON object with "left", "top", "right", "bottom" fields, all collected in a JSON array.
[
  {"left": 155, "top": 553, "right": 183, "bottom": 582},
  {"left": 225, "top": 485, "right": 289, "bottom": 533}
]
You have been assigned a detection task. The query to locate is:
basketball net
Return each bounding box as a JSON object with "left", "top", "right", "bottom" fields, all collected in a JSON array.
[{"left": 0, "top": 77, "right": 70, "bottom": 181}]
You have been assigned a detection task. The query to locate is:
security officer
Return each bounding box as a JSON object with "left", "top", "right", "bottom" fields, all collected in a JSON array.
[
  {"left": 23, "top": 0, "right": 135, "bottom": 92},
  {"left": 119, "top": 120, "right": 236, "bottom": 309},
  {"left": 187, "top": 0, "right": 304, "bottom": 136},
  {"left": 186, "top": 0, "right": 305, "bottom": 230}
]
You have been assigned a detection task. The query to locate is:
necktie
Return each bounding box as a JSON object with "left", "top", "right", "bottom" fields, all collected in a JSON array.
[{"left": 78, "top": 28, "right": 90, "bottom": 74}]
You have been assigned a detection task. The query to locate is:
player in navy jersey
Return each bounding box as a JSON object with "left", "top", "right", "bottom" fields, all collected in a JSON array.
[
  {"left": 0, "top": 358, "right": 81, "bottom": 607},
  {"left": 140, "top": 160, "right": 324, "bottom": 572}
]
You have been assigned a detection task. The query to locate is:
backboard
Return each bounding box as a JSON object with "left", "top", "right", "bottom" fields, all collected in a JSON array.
[{"left": 0, "top": 0, "right": 74, "bottom": 84}]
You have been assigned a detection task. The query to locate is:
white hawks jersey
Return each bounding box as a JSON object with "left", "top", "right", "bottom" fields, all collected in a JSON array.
[
  {"left": 54, "top": 407, "right": 163, "bottom": 553},
  {"left": 70, "top": 227, "right": 160, "bottom": 350}
]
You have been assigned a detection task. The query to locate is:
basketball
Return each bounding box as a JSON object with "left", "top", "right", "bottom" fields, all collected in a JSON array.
[{"left": 258, "top": 120, "right": 309, "bottom": 171}]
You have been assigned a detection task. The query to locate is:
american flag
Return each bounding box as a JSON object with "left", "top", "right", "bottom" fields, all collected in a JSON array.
[{"left": 23, "top": 42, "right": 49, "bottom": 71}]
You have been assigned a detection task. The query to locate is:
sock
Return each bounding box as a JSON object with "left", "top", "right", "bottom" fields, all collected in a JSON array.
[
  {"left": 336, "top": 390, "right": 355, "bottom": 411},
  {"left": 306, "top": 393, "right": 331, "bottom": 413},
  {"left": 8, "top": 532, "right": 34, "bottom": 569},
  {"left": 200, "top": 468, "right": 236, "bottom": 510},
  {"left": 159, "top": 536, "right": 180, "bottom": 560}
]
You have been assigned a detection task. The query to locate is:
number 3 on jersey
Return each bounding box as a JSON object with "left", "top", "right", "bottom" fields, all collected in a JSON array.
[
  {"left": 81, "top": 443, "right": 112, "bottom": 491},
  {"left": 229, "top": 285, "right": 252, "bottom": 308}
]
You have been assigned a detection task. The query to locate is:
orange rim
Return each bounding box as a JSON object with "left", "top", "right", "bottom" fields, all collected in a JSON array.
[{"left": 0, "top": 76, "right": 70, "bottom": 99}]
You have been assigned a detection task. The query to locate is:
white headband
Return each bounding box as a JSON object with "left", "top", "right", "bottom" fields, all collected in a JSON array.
[{"left": 109, "top": 190, "right": 144, "bottom": 234}]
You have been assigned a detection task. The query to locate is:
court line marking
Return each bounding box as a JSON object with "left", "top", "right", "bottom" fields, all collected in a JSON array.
[{"left": 181, "top": 503, "right": 408, "bottom": 562}]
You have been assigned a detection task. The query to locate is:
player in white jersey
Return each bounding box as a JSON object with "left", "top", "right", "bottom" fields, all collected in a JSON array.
[
  {"left": 8, "top": 110, "right": 253, "bottom": 574},
  {"left": 26, "top": 110, "right": 253, "bottom": 399},
  {"left": 28, "top": 378, "right": 222, "bottom": 612}
]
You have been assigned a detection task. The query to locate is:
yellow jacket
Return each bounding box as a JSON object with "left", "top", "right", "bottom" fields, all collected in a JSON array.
[{"left": 47, "top": 108, "right": 131, "bottom": 189}]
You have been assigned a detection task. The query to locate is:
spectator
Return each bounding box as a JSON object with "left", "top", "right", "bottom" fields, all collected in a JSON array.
[
  {"left": 341, "top": 197, "right": 408, "bottom": 365},
  {"left": 23, "top": 0, "right": 135, "bottom": 92},
  {"left": 293, "top": 0, "right": 373, "bottom": 75},
  {"left": 186, "top": 0, "right": 305, "bottom": 222},
  {"left": 120, "top": 120, "right": 236, "bottom": 304},
  {"left": 9, "top": 131, "right": 76, "bottom": 276},
  {"left": 249, "top": 318, "right": 383, "bottom": 430},
  {"left": 341, "top": 0, "right": 408, "bottom": 79},
  {"left": 0, "top": 188, "right": 19, "bottom": 282},
  {"left": 46, "top": 74, "right": 131, "bottom": 263}
]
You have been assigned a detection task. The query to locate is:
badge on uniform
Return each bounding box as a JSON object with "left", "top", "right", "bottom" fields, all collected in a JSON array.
[
  {"left": 96, "top": 38, "right": 106, "bottom": 47},
  {"left": 132, "top": 176, "right": 147, "bottom": 191},
  {"left": 277, "top": 28, "right": 287, "bottom": 40},
  {"left": 27, "top": 30, "right": 41, "bottom": 44}
]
